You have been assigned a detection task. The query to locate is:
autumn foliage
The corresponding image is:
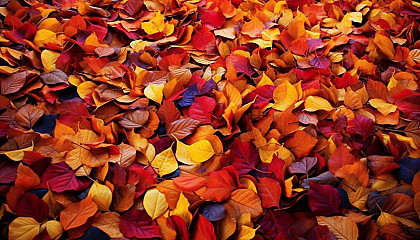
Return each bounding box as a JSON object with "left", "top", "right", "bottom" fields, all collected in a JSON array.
[{"left": 1, "top": 0, "right": 420, "bottom": 239}]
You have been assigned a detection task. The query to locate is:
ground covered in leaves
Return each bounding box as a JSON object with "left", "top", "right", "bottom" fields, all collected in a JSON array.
[{"left": 0, "top": 0, "right": 420, "bottom": 239}]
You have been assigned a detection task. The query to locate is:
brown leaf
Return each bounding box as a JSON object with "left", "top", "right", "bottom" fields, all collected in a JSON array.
[
  {"left": 167, "top": 118, "right": 201, "bottom": 140},
  {"left": 288, "top": 157, "right": 317, "bottom": 175},
  {"left": 119, "top": 110, "right": 150, "bottom": 129},
  {"left": 1, "top": 71, "right": 27, "bottom": 95},
  {"left": 41, "top": 69, "right": 69, "bottom": 85},
  {"left": 112, "top": 185, "right": 135, "bottom": 212},
  {"left": 405, "top": 121, "right": 420, "bottom": 148},
  {"left": 383, "top": 193, "right": 418, "bottom": 221},
  {"left": 15, "top": 104, "right": 44, "bottom": 129},
  {"left": 157, "top": 100, "right": 181, "bottom": 127}
]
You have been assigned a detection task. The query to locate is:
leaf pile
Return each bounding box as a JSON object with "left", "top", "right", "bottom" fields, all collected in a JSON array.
[{"left": 1, "top": 0, "right": 420, "bottom": 239}]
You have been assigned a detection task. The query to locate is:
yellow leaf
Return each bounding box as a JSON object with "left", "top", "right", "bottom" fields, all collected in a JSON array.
[
  {"left": 256, "top": 73, "right": 274, "bottom": 88},
  {"left": 142, "top": 11, "right": 165, "bottom": 35},
  {"left": 374, "top": 33, "right": 395, "bottom": 60},
  {"left": 214, "top": 214, "right": 236, "bottom": 240},
  {"left": 262, "top": 28, "right": 281, "bottom": 41},
  {"left": 170, "top": 192, "right": 192, "bottom": 226},
  {"left": 42, "top": 220, "right": 63, "bottom": 240},
  {"left": 151, "top": 147, "right": 178, "bottom": 176},
  {"left": 235, "top": 225, "right": 258, "bottom": 240},
  {"left": 88, "top": 181, "right": 112, "bottom": 211},
  {"left": 377, "top": 212, "right": 399, "bottom": 227},
  {"left": 0, "top": 66, "right": 18, "bottom": 74},
  {"left": 273, "top": 80, "right": 298, "bottom": 111},
  {"left": 224, "top": 81, "right": 242, "bottom": 110},
  {"left": 372, "top": 174, "right": 398, "bottom": 191},
  {"left": 239, "top": 177, "right": 257, "bottom": 193},
  {"left": 396, "top": 216, "right": 420, "bottom": 229},
  {"left": 248, "top": 38, "right": 273, "bottom": 49},
  {"left": 175, "top": 139, "right": 197, "bottom": 165},
  {"left": 304, "top": 96, "right": 334, "bottom": 112},
  {"left": 77, "top": 81, "right": 97, "bottom": 99},
  {"left": 258, "top": 138, "right": 282, "bottom": 163},
  {"left": 41, "top": 50, "right": 60, "bottom": 72},
  {"left": 38, "top": 18, "right": 61, "bottom": 32},
  {"left": 9, "top": 217, "right": 41, "bottom": 240},
  {"left": 42, "top": 190, "right": 63, "bottom": 218},
  {"left": 316, "top": 216, "right": 359, "bottom": 240},
  {"left": 33, "top": 29, "right": 56, "bottom": 47},
  {"left": 3, "top": 144, "right": 34, "bottom": 161},
  {"left": 144, "top": 83, "right": 164, "bottom": 104},
  {"left": 144, "top": 188, "right": 168, "bottom": 219},
  {"left": 186, "top": 140, "right": 215, "bottom": 163},
  {"left": 368, "top": 99, "right": 397, "bottom": 116}
]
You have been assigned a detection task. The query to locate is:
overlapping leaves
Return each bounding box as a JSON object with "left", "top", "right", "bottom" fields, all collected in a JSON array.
[{"left": 1, "top": 0, "right": 420, "bottom": 239}]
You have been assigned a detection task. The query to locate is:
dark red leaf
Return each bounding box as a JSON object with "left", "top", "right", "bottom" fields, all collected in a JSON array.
[
  {"left": 119, "top": 209, "right": 161, "bottom": 239},
  {"left": 230, "top": 140, "right": 259, "bottom": 174},
  {"left": 259, "top": 210, "right": 295, "bottom": 239},
  {"left": 15, "top": 192, "right": 49, "bottom": 222},
  {"left": 39, "top": 162, "right": 90, "bottom": 193},
  {"left": 307, "top": 181, "right": 342, "bottom": 216}
]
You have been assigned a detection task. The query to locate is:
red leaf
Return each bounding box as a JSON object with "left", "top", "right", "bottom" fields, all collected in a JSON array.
[
  {"left": 394, "top": 90, "right": 420, "bottom": 120},
  {"left": 346, "top": 114, "right": 375, "bottom": 140},
  {"left": 119, "top": 209, "right": 161, "bottom": 239},
  {"left": 332, "top": 72, "right": 358, "bottom": 89},
  {"left": 226, "top": 54, "right": 255, "bottom": 77},
  {"left": 0, "top": 159, "right": 18, "bottom": 184},
  {"left": 306, "top": 225, "right": 336, "bottom": 240},
  {"left": 15, "top": 192, "right": 49, "bottom": 222},
  {"left": 257, "top": 177, "right": 281, "bottom": 208},
  {"left": 203, "top": 166, "right": 240, "bottom": 202},
  {"left": 173, "top": 173, "right": 207, "bottom": 191},
  {"left": 290, "top": 37, "right": 309, "bottom": 56},
  {"left": 199, "top": 8, "right": 225, "bottom": 29},
  {"left": 327, "top": 144, "right": 357, "bottom": 174},
  {"left": 268, "top": 155, "right": 285, "bottom": 181},
  {"left": 158, "top": 48, "right": 188, "bottom": 71},
  {"left": 192, "top": 27, "right": 216, "bottom": 52},
  {"left": 39, "top": 162, "right": 91, "bottom": 193},
  {"left": 307, "top": 181, "right": 342, "bottom": 216},
  {"left": 168, "top": 215, "right": 189, "bottom": 240},
  {"left": 191, "top": 214, "right": 217, "bottom": 240},
  {"left": 259, "top": 210, "right": 295, "bottom": 239},
  {"left": 230, "top": 140, "right": 259, "bottom": 174},
  {"left": 189, "top": 96, "right": 216, "bottom": 124}
]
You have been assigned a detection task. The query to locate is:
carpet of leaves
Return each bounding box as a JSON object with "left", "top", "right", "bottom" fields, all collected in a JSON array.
[{"left": 1, "top": 0, "right": 420, "bottom": 239}]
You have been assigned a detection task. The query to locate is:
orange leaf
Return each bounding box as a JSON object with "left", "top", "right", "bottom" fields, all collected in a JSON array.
[
  {"left": 227, "top": 189, "right": 263, "bottom": 219},
  {"left": 327, "top": 144, "right": 357, "bottom": 174},
  {"left": 284, "top": 131, "right": 317, "bottom": 158},
  {"left": 92, "top": 212, "right": 124, "bottom": 238},
  {"left": 60, "top": 197, "right": 98, "bottom": 230},
  {"left": 241, "top": 18, "right": 264, "bottom": 38}
]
